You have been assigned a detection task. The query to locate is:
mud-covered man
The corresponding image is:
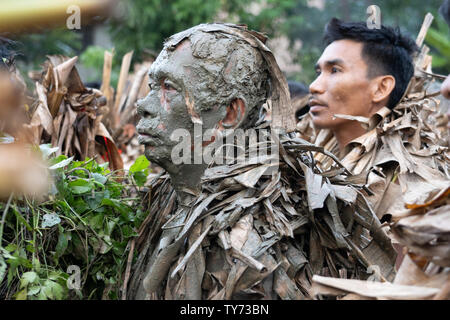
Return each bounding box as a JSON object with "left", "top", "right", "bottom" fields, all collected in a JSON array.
[{"left": 126, "top": 23, "right": 396, "bottom": 300}]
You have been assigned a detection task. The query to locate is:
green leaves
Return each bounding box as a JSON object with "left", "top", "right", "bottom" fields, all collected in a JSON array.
[
  {"left": 92, "top": 173, "right": 107, "bottom": 185},
  {"left": 129, "top": 155, "right": 150, "bottom": 173},
  {"left": 20, "top": 271, "right": 38, "bottom": 288},
  {"left": 108, "top": 0, "right": 222, "bottom": 66},
  {"left": 130, "top": 155, "right": 150, "bottom": 187},
  {"left": 39, "top": 144, "right": 59, "bottom": 160},
  {"left": 49, "top": 156, "right": 74, "bottom": 170},
  {"left": 41, "top": 279, "right": 65, "bottom": 300},
  {"left": 17, "top": 271, "right": 67, "bottom": 300},
  {"left": 1, "top": 153, "right": 150, "bottom": 300},
  {"left": 68, "top": 179, "right": 94, "bottom": 194},
  {"left": 425, "top": 17, "right": 450, "bottom": 71},
  {"left": 54, "top": 230, "right": 71, "bottom": 264}
]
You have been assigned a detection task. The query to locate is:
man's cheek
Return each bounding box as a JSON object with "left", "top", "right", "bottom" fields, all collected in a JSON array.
[{"left": 160, "top": 89, "right": 172, "bottom": 112}]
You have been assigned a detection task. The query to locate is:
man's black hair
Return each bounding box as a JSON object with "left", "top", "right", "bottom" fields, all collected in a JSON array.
[
  {"left": 323, "top": 18, "right": 418, "bottom": 109},
  {"left": 288, "top": 80, "right": 310, "bottom": 119},
  {"left": 0, "top": 37, "right": 17, "bottom": 71},
  {"left": 440, "top": 0, "right": 450, "bottom": 26},
  {"left": 288, "top": 80, "right": 309, "bottom": 99}
]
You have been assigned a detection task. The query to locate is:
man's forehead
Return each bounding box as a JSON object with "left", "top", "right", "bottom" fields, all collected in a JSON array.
[
  {"left": 316, "top": 39, "right": 364, "bottom": 67},
  {"left": 148, "top": 41, "right": 195, "bottom": 79}
]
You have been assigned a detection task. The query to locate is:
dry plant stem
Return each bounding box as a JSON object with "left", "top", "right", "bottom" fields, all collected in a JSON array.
[
  {"left": 286, "top": 144, "right": 351, "bottom": 176},
  {"left": 0, "top": 192, "right": 13, "bottom": 248},
  {"left": 113, "top": 51, "right": 134, "bottom": 128},
  {"left": 121, "top": 238, "right": 135, "bottom": 300},
  {"left": 345, "top": 236, "right": 388, "bottom": 282},
  {"left": 117, "top": 66, "right": 148, "bottom": 130},
  {"left": 415, "top": 13, "right": 434, "bottom": 47}
]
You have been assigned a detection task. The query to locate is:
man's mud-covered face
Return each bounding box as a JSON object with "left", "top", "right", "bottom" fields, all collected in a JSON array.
[
  {"left": 136, "top": 41, "right": 198, "bottom": 167},
  {"left": 309, "top": 39, "right": 374, "bottom": 130}
]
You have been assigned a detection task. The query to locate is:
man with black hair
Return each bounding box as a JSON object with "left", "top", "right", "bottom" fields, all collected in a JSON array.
[
  {"left": 298, "top": 17, "right": 449, "bottom": 275},
  {"left": 309, "top": 17, "right": 418, "bottom": 152}
]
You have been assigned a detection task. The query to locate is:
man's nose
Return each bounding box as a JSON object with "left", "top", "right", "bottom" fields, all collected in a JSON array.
[
  {"left": 441, "top": 75, "right": 450, "bottom": 100},
  {"left": 309, "top": 74, "right": 325, "bottom": 95},
  {"left": 136, "top": 95, "right": 157, "bottom": 118}
]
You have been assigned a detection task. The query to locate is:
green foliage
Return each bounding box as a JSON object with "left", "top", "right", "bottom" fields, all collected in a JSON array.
[
  {"left": 106, "top": 0, "right": 446, "bottom": 85},
  {"left": 79, "top": 45, "right": 120, "bottom": 88},
  {"left": 9, "top": 0, "right": 443, "bottom": 88},
  {"left": 14, "top": 270, "right": 68, "bottom": 300},
  {"left": 222, "top": 0, "right": 297, "bottom": 37},
  {"left": 129, "top": 155, "right": 150, "bottom": 187},
  {"left": 0, "top": 148, "right": 150, "bottom": 299},
  {"left": 426, "top": 17, "right": 450, "bottom": 74},
  {"left": 108, "top": 0, "right": 222, "bottom": 62},
  {"left": 15, "top": 28, "right": 82, "bottom": 68},
  {"left": 79, "top": 46, "right": 105, "bottom": 71}
]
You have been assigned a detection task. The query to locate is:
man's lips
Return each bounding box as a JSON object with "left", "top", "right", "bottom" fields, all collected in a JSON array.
[
  {"left": 137, "top": 131, "right": 160, "bottom": 145},
  {"left": 308, "top": 99, "right": 328, "bottom": 113}
]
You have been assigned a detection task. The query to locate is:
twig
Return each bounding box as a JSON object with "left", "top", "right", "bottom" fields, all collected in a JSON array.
[
  {"left": 121, "top": 238, "right": 135, "bottom": 300},
  {"left": 0, "top": 193, "right": 14, "bottom": 247},
  {"left": 231, "top": 246, "right": 267, "bottom": 273},
  {"left": 345, "top": 236, "right": 387, "bottom": 283},
  {"left": 415, "top": 13, "right": 434, "bottom": 47}
]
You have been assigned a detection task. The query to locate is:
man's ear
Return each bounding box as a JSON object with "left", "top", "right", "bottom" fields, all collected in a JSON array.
[
  {"left": 218, "top": 98, "right": 246, "bottom": 130},
  {"left": 372, "top": 75, "right": 396, "bottom": 106}
]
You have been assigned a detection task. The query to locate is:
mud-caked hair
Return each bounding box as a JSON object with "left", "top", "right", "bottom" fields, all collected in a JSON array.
[{"left": 164, "top": 25, "right": 270, "bottom": 127}]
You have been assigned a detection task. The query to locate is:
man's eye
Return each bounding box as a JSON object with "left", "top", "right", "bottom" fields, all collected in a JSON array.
[
  {"left": 163, "top": 80, "right": 176, "bottom": 91},
  {"left": 315, "top": 69, "right": 321, "bottom": 76},
  {"left": 331, "top": 67, "right": 340, "bottom": 74}
]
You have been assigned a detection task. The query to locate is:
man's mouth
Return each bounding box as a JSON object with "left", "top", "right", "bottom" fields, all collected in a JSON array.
[
  {"left": 137, "top": 131, "right": 160, "bottom": 145},
  {"left": 308, "top": 99, "right": 328, "bottom": 113}
]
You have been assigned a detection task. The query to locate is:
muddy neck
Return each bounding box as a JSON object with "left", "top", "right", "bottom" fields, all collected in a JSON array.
[{"left": 163, "top": 162, "right": 209, "bottom": 206}]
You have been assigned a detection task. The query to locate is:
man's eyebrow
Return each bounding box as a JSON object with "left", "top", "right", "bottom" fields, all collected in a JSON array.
[
  {"left": 150, "top": 67, "right": 177, "bottom": 82},
  {"left": 148, "top": 69, "right": 161, "bottom": 79},
  {"left": 315, "top": 59, "right": 346, "bottom": 70}
]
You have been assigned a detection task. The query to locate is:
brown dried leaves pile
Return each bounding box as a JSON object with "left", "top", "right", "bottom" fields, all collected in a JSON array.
[
  {"left": 125, "top": 127, "right": 397, "bottom": 300},
  {"left": 99, "top": 50, "right": 151, "bottom": 170},
  {"left": 25, "top": 55, "right": 123, "bottom": 171},
  {"left": 311, "top": 187, "right": 450, "bottom": 300}
]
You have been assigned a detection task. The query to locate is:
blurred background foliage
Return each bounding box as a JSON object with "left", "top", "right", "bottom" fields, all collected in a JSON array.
[{"left": 7, "top": 0, "right": 450, "bottom": 88}]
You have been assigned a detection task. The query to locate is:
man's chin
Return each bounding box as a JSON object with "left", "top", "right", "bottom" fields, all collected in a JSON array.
[
  {"left": 310, "top": 114, "right": 332, "bottom": 130},
  {"left": 144, "top": 147, "right": 166, "bottom": 164}
]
